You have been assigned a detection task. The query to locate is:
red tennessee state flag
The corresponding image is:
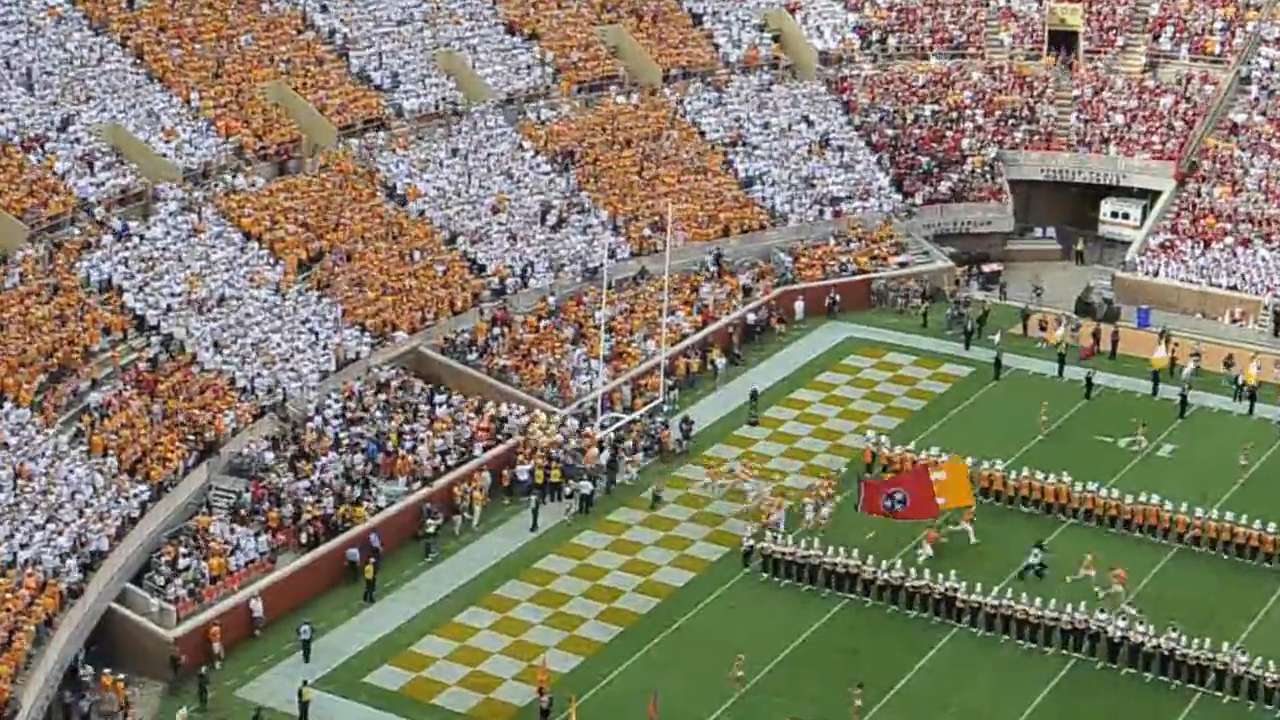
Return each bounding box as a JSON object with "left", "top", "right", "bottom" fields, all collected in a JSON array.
[{"left": 859, "top": 464, "right": 940, "bottom": 521}]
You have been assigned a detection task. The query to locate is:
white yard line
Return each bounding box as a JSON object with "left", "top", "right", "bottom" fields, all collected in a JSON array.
[
  {"left": 1005, "top": 392, "right": 1095, "bottom": 467},
  {"left": 1019, "top": 434, "right": 1280, "bottom": 720}
]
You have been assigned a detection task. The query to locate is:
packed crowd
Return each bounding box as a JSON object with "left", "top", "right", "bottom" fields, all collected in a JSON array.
[
  {"left": 438, "top": 253, "right": 776, "bottom": 404},
  {"left": 991, "top": 0, "right": 1046, "bottom": 55},
  {"left": 781, "top": 222, "right": 911, "bottom": 282},
  {"left": 757, "top": 535, "right": 1280, "bottom": 706},
  {"left": 1069, "top": 67, "right": 1218, "bottom": 160},
  {"left": 217, "top": 154, "right": 481, "bottom": 339},
  {"left": 291, "top": 0, "right": 552, "bottom": 117},
  {"left": 0, "top": 145, "right": 77, "bottom": 226},
  {"left": 836, "top": 61, "right": 1057, "bottom": 204},
  {"left": 1082, "top": 0, "right": 1140, "bottom": 55},
  {"left": 1, "top": 240, "right": 133, "bottom": 423},
  {"left": 79, "top": 184, "right": 375, "bottom": 403},
  {"left": 850, "top": 0, "right": 988, "bottom": 56},
  {"left": 79, "top": 0, "right": 385, "bottom": 158},
  {"left": 1148, "top": 0, "right": 1264, "bottom": 59},
  {"left": 143, "top": 366, "right": 530, "bottom": 611},
  {"left": 678, "top": 73, "right": 902, "bottom": 224},
  {"left": 363, "top": 108, "right": 626, "bottom": 290},
  {"left": 1139, "top": 34, "right": 1280, "bottom": 297},
  {"left": 0, "top": 0, "right": 231, "bottom": 207},
  {"left": 498, "top": 0, "right": 719, "bottom": 88},
  {"left": 78, "top": 352, "right": 257, "bottom": 486},
  {"left": 0, "top": 402, "right": 158, "bottom": 715},
  {"left": 523, "top": 92, "right": 769, "bottom": 253}
]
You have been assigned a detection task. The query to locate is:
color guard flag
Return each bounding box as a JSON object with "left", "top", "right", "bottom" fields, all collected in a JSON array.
[
  {"left": 1150, "top": 343, "right": 1170, "bottom": 371},
  {"left": 569, "top": 695, "right": 578, "bottom": 720},
  {"left": 931, "top": 457, "right": 976, "bottom": 510},
  {"left": 648, "top": 690, "right": 659, "bottom": 720},
  {"left": 859, "top": 464, "right": 940, "bottom": 521}
]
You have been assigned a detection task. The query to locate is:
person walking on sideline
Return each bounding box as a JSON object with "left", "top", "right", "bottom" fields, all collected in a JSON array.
[
  {"left": 196, "top": 665, "right": 210, "bottom": 711},
  {"left": 362, "top": 559, "right": 377, "bottom": 603},
  {"left": 298, "top": 620, "right": 314, "bottom": 664},
  {"left": 1084, "top": 369, "right": 1095, "bottom": 400},
  {"left": 298, "top": 680, "right": 313, "bottom": 720},
  {"left": 248, "top": 593, "right": 265, "bottom": 637},
  {"left": 536, "top": 686, "right": 554, "bottom": 720},
  {"left": 345, "top": 546, "right": 360, "bottom": 583},
  {"left": 1109, "top": 325, "right": 1120, "bottom": 360},
  {"left": 529, "top": 493, "right": 542, "bottom": 533}
]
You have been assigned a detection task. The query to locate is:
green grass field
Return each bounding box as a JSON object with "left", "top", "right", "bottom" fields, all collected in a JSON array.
[{"left": 173, "top": 315, "right": 1280, "bottom": 720}]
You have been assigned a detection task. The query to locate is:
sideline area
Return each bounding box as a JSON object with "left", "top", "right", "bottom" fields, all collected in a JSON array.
[{"left": 237, "top": 320, "right": 1279, "bottom": 718}]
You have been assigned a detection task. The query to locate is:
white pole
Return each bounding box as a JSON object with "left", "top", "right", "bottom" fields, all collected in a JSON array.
[
  {"left": 657, "top": 202, "right": 674, "bottom": 413},
  {"left": 596, "top": 234, "right": 610, "bottom": 427}
]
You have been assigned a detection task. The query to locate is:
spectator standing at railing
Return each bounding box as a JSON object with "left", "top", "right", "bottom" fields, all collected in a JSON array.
[
  {"left": 297, "top": 620, "right": 314, "bottom": 664},
  {"left": 345, "top": 546, "right": 361, "bottom": 584}
]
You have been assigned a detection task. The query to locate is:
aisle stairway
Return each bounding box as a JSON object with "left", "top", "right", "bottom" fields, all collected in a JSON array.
[
  {"left": 1117, "top": 0, "right": 1154, "bottom": 74},
  {"left": 1053, "top": 73, "right": 1073, "bottom": 148}
]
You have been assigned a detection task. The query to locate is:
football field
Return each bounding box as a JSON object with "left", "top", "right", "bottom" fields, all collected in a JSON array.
[{"left": 192, "top": 319, "right": 1280, "bottom": 720}]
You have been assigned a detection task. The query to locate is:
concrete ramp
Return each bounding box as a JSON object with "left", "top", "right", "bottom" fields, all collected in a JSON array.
[
  {"left": 436, "top": 50, "right": 497, "bottom": 104},
  {"left": 0, "top": 209, "right": 29, "bottom": 256},
  {"left": 763, "top": 9, "right": 818, "bottom": 81},
  {"left": 95, "top": 123, "right": 182, "bottom": 184},
  {"left": 597, "top": 24, "right": 663, "bottom": 87},
  {"left": 261, "top": 80, "right": 339, "bottom": 155}
]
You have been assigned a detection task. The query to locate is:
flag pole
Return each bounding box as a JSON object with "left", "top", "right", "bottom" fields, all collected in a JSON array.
[
  {"left": 657, "top": 202, "right": 673, "bottom": 412},
  {"left": 596, "top": 233, "right": 610, "bottom": 428}
]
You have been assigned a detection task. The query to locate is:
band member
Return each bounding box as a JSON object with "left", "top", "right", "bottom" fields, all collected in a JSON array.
[
  {"left": 1028, "top": 597, "right": 1044, "bottom": 648},
  {"left": 887, "top": 560, "right": 905, "bottom": 608},
  {"left": 1141, "top": 625, "right": 1159, "bottom": 678},
  {"left": 1232, "top": 646, "right": 1250, "bottom": 700},
  {"left": 1057, "top": 602, "right": 1074, "bottom": 654},
  {"left": 999, "top": 588, "right": 1015, "bottom": 639},
  {"left": 1072, "top": 603, "right": 1089, "bottom": 655},
  {"left": 1214, "top": 642, "right": 1231, "bottom": 696},
  {"left": 1174, "top": 503, "right": 1191, "bottom": 545},
  {"left": 1158, "top": 626, "right": 1178, "bottom": 682},
  {"left": 1263, "top": 661, "right": 1278, "bottom": 709},
  {"left": 741, "top": 528, "right": 756, "bottom": 570},
  {"left": 758, "top": 533, "right": 774, "bottom": 580},
  {"left": 1014, "top": 593, "right": 1030, "bottom": 646},
  {"left": 1103, "top": 613, "right": 1127, "bottom": 668},
  {"left": 806, "top": 542, "right": 822, "bottom": 589},
  {"left": 1172, "top": 637, "right": 1189, "bottom": 688},
  {"left": 1247, "top": 658, "right": 1264, "bottom": 708},
  {"left": 822, "top": 547, "right": 838, "bottom": 595},
  {"left": 1086, "top": 606, "right": 1108, "bottom": 660},
  {"left": 1125, "top": 619, "right": 1144, "bottom": 673},
  {"left": 983, "top": 587, "right": 999, "bottom": 635}
]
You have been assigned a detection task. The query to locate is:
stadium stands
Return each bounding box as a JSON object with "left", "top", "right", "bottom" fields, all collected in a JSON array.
[
  {"left": 79, "top": 185, "right": 374, "bottom": 403},
  {"left": 1069, "top": 67, "right": 1219, "bottom": 159},
  {"left": 1139, "top": 36, "right": 1280, "bottom": 296},
  {"left": 0, "top": 0, "right": 230, "bottom": 205},
  {"left": 678, "top": 73, "right": 903, "bottom": 223},
  {"left": 0, "top": 147, "right": 77, "bottom": 227},
  {"left": 523, "top": 93, "right": 770, "bottom": 254},
  {"left": 145, "top": 366, "right": 529, "bottom": 615},
  {"left": 217, "top": 154, "right": 480, "bottom": 337},
  {"left": 79, "top": 0, "right": 385, "bottom": 158},
  {"left": 0, "top": 242, "right": 132, "bottom": 423},
  {"left": 497, "top": 0, "right": 719, "bottom": 88},
  {"left": 1148, "top": 0, "right": 1264, "bottom": 60},
  {"left": 364, "top": 108, "right": 627, "bottom": 290},
  {"left": 836, "top": 61, "right": 1057, "bottom": 204},
  {"left": 288, "top": 0, "right": 553, "bottom": 117}
]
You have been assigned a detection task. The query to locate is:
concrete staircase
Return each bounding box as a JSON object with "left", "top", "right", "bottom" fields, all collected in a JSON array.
[
  {"left": 1052, "top": 73, "right": 1073, "bottom": 149},
  {"left": 986, "top": 7, "right": 1009, "bottom": 62},
  {"left": 1117, "top": 0, "right": 1154, "bottom": 74},
  {"left": 207, "top": 476, "right": 248, "bottom": 519}
]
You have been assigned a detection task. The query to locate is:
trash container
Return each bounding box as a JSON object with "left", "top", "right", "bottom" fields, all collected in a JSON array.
[{"left": 1136, "top": 305, "right": 1152, "bottom": 329}]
